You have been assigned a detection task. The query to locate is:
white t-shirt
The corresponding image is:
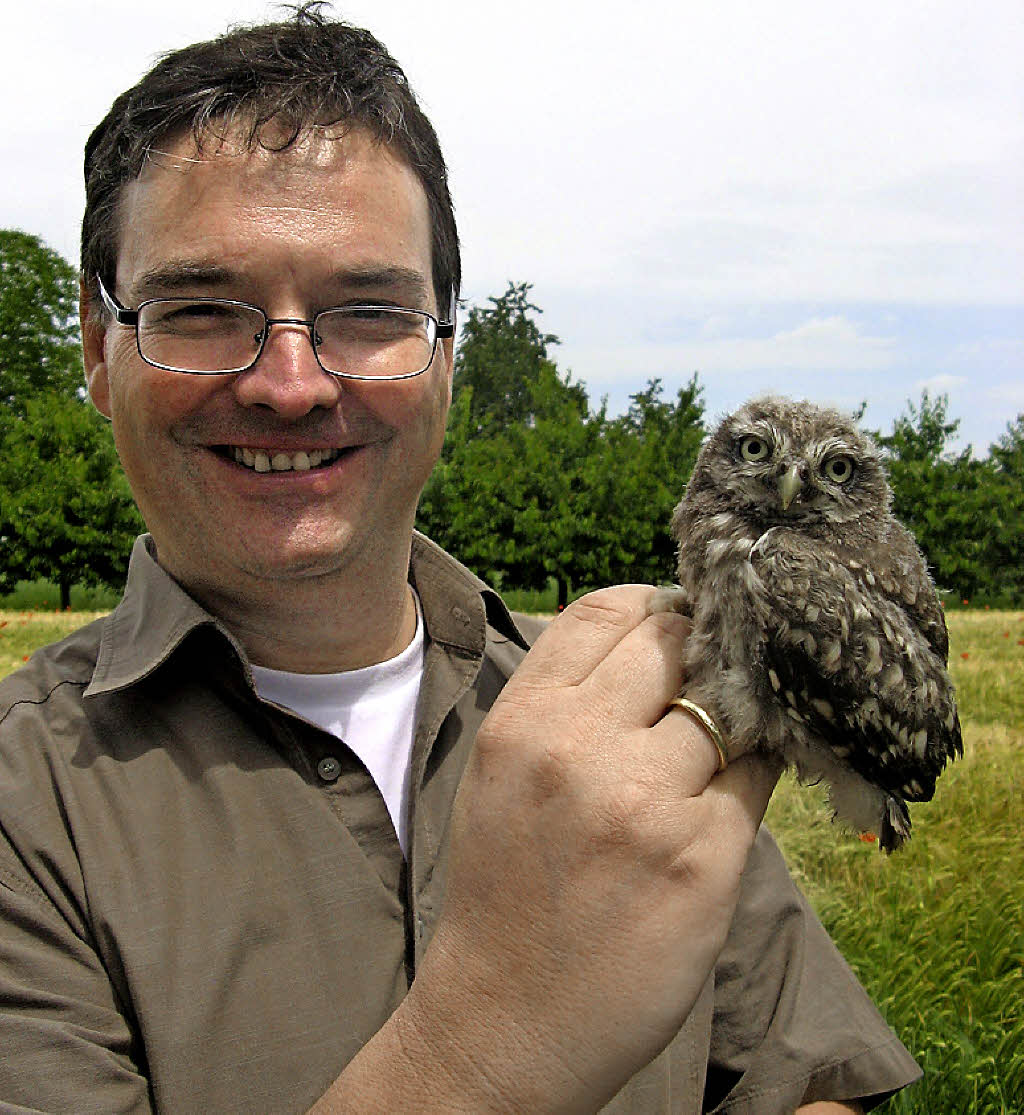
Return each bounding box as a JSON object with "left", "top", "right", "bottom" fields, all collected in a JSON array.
[{"left": 250, "top": 597, "right": 425, "bottom": 856}]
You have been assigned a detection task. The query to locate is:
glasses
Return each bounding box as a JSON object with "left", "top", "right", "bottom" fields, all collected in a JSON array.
[{"left": 96, "top": 276, "right": 454, "bottom": 380}]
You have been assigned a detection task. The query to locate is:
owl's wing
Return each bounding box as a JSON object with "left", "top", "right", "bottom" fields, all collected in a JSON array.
[
  {"left": 872, "top": 519, "right": 952, "bottom": 663},
  {"left": 751, "top": 531, "right": 963, "bottom": 807}
]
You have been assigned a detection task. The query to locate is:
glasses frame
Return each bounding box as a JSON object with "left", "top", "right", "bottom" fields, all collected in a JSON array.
[{"left": 95, "top": 275, "right": 455, "bottom": 381}]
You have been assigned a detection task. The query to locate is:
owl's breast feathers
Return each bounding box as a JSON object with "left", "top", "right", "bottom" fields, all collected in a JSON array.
[{"left": 746, "top": 526, "right": 963, "bottom": 807}]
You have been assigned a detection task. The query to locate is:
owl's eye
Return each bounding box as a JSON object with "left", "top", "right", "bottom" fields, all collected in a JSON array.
[
  {"left": 739, "top": 435, "right": 771, "bottom": 462},
  {"left": 823, "top": 456, "right": 855, "bottom": 483}
]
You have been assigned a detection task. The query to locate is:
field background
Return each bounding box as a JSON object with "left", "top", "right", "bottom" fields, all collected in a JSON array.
[{"left": 2, "top": 600, "right": 1022, "bottom": 1112}]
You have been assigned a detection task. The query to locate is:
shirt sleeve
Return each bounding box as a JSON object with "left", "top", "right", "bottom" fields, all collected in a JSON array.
[
  {"left": 703, "top": 826, "right": 922, "bottom": 1113},
  {"left": 0, "top": 823, "right": 153, "bottom": 1113}
]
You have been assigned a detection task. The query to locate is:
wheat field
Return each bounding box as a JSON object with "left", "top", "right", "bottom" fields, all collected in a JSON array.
[{"left": 765, "top": 610, "right": 1024, "bottom": 1113}]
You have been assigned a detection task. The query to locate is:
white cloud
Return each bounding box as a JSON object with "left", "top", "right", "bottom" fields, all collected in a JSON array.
[
  {"left": 914, "top": 374, "right": 969, "bottom": 395},
  {"left": 772, "top": 317, "right": 895, "bottom": 350},
  {"left": 1, "top": 0, "right": 1020, "bottom": 449},
  {"left": 986, "top": 382, "right": 1024, "bottom": 410},
  {"left": 946, "top": 338, "right": 1024, "bottom": 371},
  {"left": 563, "top": 315, "right": 898, "bottom": 392}
]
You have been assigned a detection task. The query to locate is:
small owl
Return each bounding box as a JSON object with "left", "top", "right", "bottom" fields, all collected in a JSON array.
[{"left": 657, "top": 395, "right": 962, "bottom": 851}]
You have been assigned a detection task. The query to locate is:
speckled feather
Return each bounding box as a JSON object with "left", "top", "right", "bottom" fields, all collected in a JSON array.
[{"left": 658, "top": 395, "right": 962, "bottom": 851}]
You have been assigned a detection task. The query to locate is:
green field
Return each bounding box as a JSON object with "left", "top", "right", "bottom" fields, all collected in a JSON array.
[
  {"left": 2, "top": 606, "right": 1022, "bottom": 1111},
  {"left": 765, "top": 610, "right": 1024, "bottom": 1113}
]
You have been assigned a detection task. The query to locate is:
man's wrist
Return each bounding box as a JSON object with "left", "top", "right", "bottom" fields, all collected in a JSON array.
[{"left": 306, "top": 985, "right": 514, "bottom": 1114}]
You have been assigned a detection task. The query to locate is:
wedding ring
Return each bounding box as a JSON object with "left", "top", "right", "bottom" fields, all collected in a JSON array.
[{"left": 668, "top": 697, "right": 729, "bottom": 773}]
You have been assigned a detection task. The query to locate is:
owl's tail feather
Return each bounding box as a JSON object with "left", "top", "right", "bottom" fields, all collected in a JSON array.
[{"left": 879, "top": 797, "right": 911, "bottom": 854}]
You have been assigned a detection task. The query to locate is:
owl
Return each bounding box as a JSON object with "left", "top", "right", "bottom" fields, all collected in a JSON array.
[{"left": 656, "top": 395, "right": 962, "bottom": 851}]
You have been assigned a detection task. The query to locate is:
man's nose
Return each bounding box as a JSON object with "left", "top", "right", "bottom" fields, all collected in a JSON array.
[{"left": 232, "top": 318, "right": 341, "bottom": 417}]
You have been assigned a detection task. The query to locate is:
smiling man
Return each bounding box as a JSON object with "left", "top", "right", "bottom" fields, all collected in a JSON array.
[
  {"left": 86, "top": 127, "right": 449, "bottom": 673},
  {"left": 0, "top": 6, "right": 921, "bottom": 1113}
]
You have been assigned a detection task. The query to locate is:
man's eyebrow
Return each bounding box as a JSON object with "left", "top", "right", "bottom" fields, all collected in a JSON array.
[
  {"left": 328, "top": 266, "right": 432, "bottom": 302},
  {"left": 131, "top": 263, "right": 236, "bottom": 299},
  {"left": 129, "top": 263, "right": 434, "bottom": 305}
]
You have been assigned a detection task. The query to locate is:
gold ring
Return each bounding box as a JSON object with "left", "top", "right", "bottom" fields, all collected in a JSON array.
[{"left": 668, "top": 697, "right": 729, "bottom": 772}]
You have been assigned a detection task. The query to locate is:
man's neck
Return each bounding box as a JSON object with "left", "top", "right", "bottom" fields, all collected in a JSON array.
[{"left": 166, "top": 550, "right": 418, "bottom": 674}]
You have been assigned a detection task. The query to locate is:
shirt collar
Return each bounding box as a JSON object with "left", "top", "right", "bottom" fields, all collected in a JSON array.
[
  {"left": 409, "top": 531, "right": 530, "bottom": 656},
  {"left": 85, "top": 536, "right": 242, "bottom": 697},
  {"left": 85, "top": 533, "right": 530, "bottom": 698}
]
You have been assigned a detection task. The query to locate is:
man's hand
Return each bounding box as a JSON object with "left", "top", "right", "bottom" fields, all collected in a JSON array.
[{"left": 318, "top": 586, "right": 780, "bottom": 1113}]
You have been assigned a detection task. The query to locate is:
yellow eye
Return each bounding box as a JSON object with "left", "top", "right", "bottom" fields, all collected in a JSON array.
[
  {"left": 824, "top": 455, "right": 855, "bottom": 483},
  {"left": 739, "top": 435, "right": 771, "bottom": 462}
]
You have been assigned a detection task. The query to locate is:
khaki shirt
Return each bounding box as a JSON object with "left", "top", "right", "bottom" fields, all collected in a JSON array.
[{"left": 0, "top": 534, "right": 919, "bottom": 1113}]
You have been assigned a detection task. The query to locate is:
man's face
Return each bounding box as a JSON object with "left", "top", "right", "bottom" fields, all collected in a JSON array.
[{"left": 85, "top": 127, "right": 453, "bottom": 604}]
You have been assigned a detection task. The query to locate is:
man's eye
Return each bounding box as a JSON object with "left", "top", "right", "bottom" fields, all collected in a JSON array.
[
  {"left": 347, "top": 307, "right": 391, "bottom": 321},
  {"left": 167, "top": 303, "right": 234, "bottom": 321},
  {"left": 147, "top": 302, "right": 247, "bottom": 333}
]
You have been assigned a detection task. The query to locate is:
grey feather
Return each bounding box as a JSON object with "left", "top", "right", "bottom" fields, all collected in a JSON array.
[{"left": 658, "top": 395, "right": 962, "bottom": 851}]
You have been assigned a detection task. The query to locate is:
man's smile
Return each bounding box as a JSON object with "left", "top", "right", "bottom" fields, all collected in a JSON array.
[{"left": 222, "top": 446, "right": 345, "bottom": 472}]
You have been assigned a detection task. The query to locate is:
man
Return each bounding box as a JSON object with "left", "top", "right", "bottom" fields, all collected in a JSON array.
[{"left": 0, "top": 7, "right": 921, "bottom": 1112}]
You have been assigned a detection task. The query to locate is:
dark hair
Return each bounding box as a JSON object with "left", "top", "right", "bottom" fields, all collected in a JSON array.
[{"left": 81, "top": 2, "right": 459, "bottom": 317}]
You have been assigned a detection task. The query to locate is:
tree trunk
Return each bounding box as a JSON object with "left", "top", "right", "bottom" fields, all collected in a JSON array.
[
  {"left": 556, "top": 577, "right": 569, "bottom": 611},
  {"left": 59, "top": 581, "right": 71, "bottom": 610}
]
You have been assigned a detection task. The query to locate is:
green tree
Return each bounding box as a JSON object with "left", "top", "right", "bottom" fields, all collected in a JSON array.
[
  {"left": 420, "top": 280, "right": 708, "bottom": 604},
  {"left": 597, "top": 377, "right": 706, "bottom": 585},
  {"left": 991, "top": 413, "right": 1024, "bottom": 479},
  {"left": 420, "top": 368, "right": 602, "bottom": 608},
  {"left": 0, "top": 230, "right": 146, "bottom": 606},
  {"left": 452, "top": 281, "right": 587, "bottom": 431},
  {"left": 985, "top": 414, "right": 1024, "bottom": 601},
  {"left": 0, "top": 393, "right": 143, "bottom": 609},
  {"left": 0, "top": 229, "right": 84, "bottom": 413},
  {"left": 877, "top": 389, "right": 960, "bottom": 468},
  {"left": 878, "top": 392, "right": 1023, "bottom": 601}
]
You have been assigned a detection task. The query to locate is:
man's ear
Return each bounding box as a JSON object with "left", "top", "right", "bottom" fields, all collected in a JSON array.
[{"left": 80, "top": 278, "right": 112, "bottom": 418}]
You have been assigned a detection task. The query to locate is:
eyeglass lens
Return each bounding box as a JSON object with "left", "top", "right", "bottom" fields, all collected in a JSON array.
[{"left": 136, "top": 301, "right": 437, "bottom": 376}]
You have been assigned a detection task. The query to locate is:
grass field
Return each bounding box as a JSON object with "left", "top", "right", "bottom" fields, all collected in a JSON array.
[
  {"left": 2, "top": 605, "right": 1022, "bottom": 1111},
  {"left": 765, "top": 610, "right": 1024, "bottom": 1113}
]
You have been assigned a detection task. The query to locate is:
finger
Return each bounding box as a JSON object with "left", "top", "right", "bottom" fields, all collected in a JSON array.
[
  {"left": 578, "top": 610, "right": 691, "bottom": 729},
  {"left": 640, "top": 701, "right": 731, "bottom": 797},
  {"left": 705, "top": 754, "right": 784, "bottom": 839},
  {"left": 516, "top": 585, "right": 667, "bottom": 689}
]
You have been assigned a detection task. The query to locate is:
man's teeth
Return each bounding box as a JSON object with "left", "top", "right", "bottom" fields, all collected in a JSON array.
[{"left": 231, "top": 447, "right": 341, "bottom": 472}]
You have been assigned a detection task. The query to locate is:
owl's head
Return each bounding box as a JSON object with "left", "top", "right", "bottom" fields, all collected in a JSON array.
[{"left": 690, "top": 395, "right": 890, "bottom": 529}]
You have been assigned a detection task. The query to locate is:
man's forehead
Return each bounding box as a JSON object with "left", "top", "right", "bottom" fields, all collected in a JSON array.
[
  {"left": 132, "top": 122, "right": 410, "bottom": 188},
  {"left": 111, "top": 120, "right": 436, "bottom": 307},
  {"left": 115, "top": 121, "right": 430, "bottom": 256}
]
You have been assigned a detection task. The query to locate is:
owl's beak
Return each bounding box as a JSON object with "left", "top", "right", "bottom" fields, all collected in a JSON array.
[{"left": 778, "top": 464, "right": 803, "bottom": 510}]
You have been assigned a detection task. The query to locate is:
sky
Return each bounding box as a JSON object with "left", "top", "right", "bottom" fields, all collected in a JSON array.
[{"left": 3, "top": 0, "right": 1021, "bottom": 452}]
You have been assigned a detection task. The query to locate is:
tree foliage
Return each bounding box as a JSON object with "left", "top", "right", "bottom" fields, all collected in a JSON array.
[
  {"left": 0, "top": 229, "right": 84, "bottom": 413},
  {"left": 452, "top": 281, "right": 587, "bottom": 431},
  {"left": 878, "top": 392, "right": 1024, "bottom": 602},
  {"left": 0, "top": 393, "right": 143, "bottom": 608},
  {"left": 419, "top": 284, "right": 706, "bottom": 605},
  {"left": 0, "top": 229, "right": 144, "bottom": 604},
  {"left": 423, "top": 285, "right": 1022, "bottom": 607}
]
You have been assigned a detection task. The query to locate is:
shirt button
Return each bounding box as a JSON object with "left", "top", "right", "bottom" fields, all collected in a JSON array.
[{"left": 317, "top": 756, "right": 341, "bottom": 782}]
